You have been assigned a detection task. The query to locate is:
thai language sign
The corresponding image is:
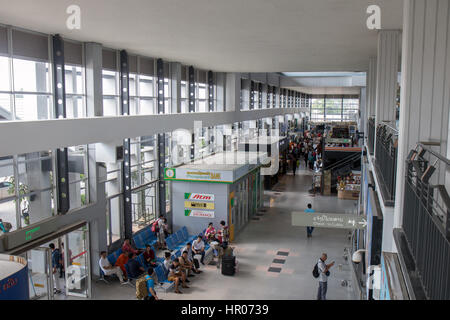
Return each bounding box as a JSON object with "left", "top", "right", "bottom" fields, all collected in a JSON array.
[{"left": 291, "top": 212, "right": 367, "bottom": 229}]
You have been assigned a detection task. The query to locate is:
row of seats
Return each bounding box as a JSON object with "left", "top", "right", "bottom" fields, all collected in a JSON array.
[
  {"left": 166, "top": 226, "right": 209, "bottom": 254},
  {"left": 133, "top": 227, "right": 158, "bottom": 249}
]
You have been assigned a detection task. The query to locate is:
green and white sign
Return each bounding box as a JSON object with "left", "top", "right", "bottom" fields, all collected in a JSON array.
[
  {"left": 164, "top": 168, "right": 176, "bottom": 179},
  {"left": 292, "top": 212, "right": 367, "bottom": 229},
  {"left": 184, "top": 209, "right": 215, "bottom": 218}
]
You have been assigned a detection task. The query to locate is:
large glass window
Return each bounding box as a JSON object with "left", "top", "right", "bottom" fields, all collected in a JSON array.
[
  {"left": 196, "top": 82, "right": 207, "bottom": 112},
  {"left": 0, "top": 151, "right": 56, "bottom": 232},
  {"left": 102, "top": 69, "right": 119, "bottom": 116},
  {"left": 311, "top": 98, "right": 325, "bottom": 121},
  {"left": 343, "top": 98, "right": 359, "bottom": 121},
  {"left": 310, "top": 96, "right": 360, "bottom": 122},
  {"left": 12, "top": 58, "right": 53, "bottom": 120},
  {"left": 65, "top": 65, "right": 85, "bottom": 118},
  {"left": 325, "top": 98, "right": 342, "bottom": 121}
]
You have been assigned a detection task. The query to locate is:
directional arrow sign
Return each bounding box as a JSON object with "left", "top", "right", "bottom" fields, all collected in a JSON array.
[{"left": 292, "top": 212, "right": 367, "bottom": 230}]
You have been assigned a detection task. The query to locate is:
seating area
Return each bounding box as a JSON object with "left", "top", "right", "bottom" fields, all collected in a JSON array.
[{"left": 103, "top": 225, "right": 214, "bottom": 294}]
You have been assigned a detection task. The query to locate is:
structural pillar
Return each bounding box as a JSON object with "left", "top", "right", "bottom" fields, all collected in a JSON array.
[
  {"left": 374, "top": 30, "right": 401, "bottom": 129},
  {"left": 394, "top": 0, "right": 450, "bottom": 229}
]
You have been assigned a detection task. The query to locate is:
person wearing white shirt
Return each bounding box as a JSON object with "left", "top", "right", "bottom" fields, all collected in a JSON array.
[
  {"left": 99, "top": 251, "right": 128, "bottom": 284},
  {"left": 192, "top": 235, "right": 206, "bottom": 265},
  {"left": 182, "top": 242, "right": 202, "bottom": 273}
]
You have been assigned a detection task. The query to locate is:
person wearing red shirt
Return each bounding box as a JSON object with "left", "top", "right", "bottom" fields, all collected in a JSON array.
[
  {"left": 121, "top": 238, "right": 141, "bottom": 256},
  {"left": 143, "top": 244, "right": 157, "bottom": 267}
]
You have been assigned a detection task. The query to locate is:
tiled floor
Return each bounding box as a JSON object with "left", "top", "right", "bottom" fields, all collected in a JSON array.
[{"left": 59, "top": 168, "right": 357, "bottom": 300}]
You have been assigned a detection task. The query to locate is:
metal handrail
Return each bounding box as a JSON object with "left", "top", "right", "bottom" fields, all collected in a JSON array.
[{"left": 417, "top": 143, "right": 450, "bottom": 166}]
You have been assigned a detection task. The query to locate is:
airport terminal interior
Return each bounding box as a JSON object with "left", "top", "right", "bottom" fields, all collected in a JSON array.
[{"left": 0, "top": 0, "right": 449, "bottom": 301}]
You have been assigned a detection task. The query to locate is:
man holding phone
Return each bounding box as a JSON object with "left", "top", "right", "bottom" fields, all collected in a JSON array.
[{"left": 317, "top": 253, "right": 334, "bottom": 300}]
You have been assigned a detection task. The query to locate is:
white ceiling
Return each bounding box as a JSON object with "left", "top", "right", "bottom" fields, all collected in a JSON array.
[{"left": 0, "top": 0, "right": 403, "bottom": 72}]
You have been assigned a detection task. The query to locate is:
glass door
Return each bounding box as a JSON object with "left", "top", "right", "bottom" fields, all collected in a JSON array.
[
  {"left": 27, "top": 247, "right": 54, "bottom": 300},
  {"left": 64, "top": 224, "right": 91, "bottom": 298}
]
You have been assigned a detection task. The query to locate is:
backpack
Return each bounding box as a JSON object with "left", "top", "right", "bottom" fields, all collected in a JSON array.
[
  {"left": 312, "top": 263, "right": 319, "bottom": 278},
  {"left": 135, "top": 276, "right": 148, "bottom": 300},
  {"left": 151, "top": 219, "right": 160, "bottom": 233}
]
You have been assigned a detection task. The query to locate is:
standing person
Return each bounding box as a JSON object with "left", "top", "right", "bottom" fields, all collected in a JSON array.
[
  {"left": 317, "top": 253, "right": 335, "bottom": 300},
  {"left": 308, "top": 150, "right": 314, "bottom": 170},
  {"left": 144, "top": 267, "right": 159, "bottom": 301},
  {"left": 49, "top": 243, "right": 62, "bottom": 294},
  {"left": 305, "top": 203, "right": 315, "bottom": 237},
  {"left": 291, "top": 153, "right": 298, "bottom": 176},
  {"left": 304, "top": 147, "right": 309, "bottom": 168},
  {"left": 216, "top": 220, "right": 230, "bottom": 244}
]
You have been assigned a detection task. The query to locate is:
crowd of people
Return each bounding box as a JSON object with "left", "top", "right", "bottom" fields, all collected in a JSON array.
[
  {"left": 98, "top": 219, "right": 236, "bottom": 300},
  {"left": 287, "top": 131, "right": 323, "bottom": 175}
]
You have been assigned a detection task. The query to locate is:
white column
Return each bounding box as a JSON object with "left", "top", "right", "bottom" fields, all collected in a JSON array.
[
  {"left": 394, "top": 0, "right": 450, "bottom": 229},
  {"left": 375, "top": 30, "right": 401, "bottom": 128},
  {"left": 366, "top": 57, "right": 377, "bottom": 119}
]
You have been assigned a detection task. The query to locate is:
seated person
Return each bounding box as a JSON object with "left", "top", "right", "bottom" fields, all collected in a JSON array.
[
  {"left": 178, "top": 250, "right": 197, "bottom": 277},
  {"left": 99, "top": 251, "right": 128, "bottom": 284},
  {"left": 162, "top": 251, "right": 172, "bottom": 277},
  {"left": 192, "top": 235, "right": 206, "bottom": 265},
  {"left": 121, "top": 238, "right": 141, "bottom": 256},
  {"left": 204, "top": 222, "right": 216, "bottom": 242},
  {"left": 143, "top": 245, "right": 157, "bottom": 267},
  {"left": 168, "top": 259, "right": 189, "bottom": 294},
  {"left": 126, "top": 253, "right": 145, "bottom": 279},
  {"left": 114, "top": 251, "right": 130, "bottom": 277},
  {"left": 182, "top": 242, "right": 201, "bottom": 273}
]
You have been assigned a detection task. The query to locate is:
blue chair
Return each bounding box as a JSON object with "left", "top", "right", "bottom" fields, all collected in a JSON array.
[
  {"left": 133, "top": 234, "right": 142, "bottom": 249},
  {"left": 137, "top": 253, "right": 147, "bottom": 268},
  {"left": 154, "top": 265, "right": 174, "bottom": 293},
  {"left": 181, "top": 227, "right": 192, "bottom": 242},
  {"left": 172, "top": 232, "right": 181, "bottom": 245},
  {"left": 176, "top": 230, "right": 186, "bottom": 243},
  {"left": 107, "top": 253, "right": 117, "bottom": 266},
  {"left": 167, "top": 236, "right": 184, "bottom": 251}
]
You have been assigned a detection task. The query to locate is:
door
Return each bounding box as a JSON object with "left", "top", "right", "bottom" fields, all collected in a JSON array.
[
  {"left": 27, "top": 247, "right": 54, "bottom": 300},
  {"left": 64, "top": 224, "right": 91, "bottom": 298}
]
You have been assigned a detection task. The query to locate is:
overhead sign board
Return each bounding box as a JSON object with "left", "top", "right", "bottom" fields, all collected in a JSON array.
[
  {"left": 164, "top": 168, "right": 233, "bottom": 183},
  {"left": 291, "top": 212, "right": 367, "bottom": 229}
]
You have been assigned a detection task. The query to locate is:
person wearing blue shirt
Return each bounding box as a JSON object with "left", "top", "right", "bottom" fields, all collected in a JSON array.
[
  {"left": 145, "top": 267, "right": 159, "bottom": 301},
  {"left": 305, "top": 203, "right": 315, "bottom": 237}
]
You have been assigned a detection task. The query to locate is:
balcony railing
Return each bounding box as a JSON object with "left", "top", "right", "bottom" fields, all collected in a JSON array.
[
  {"left": 402, "top": 144, "right": 450, "bottom": 300},
  {"left": 374, "top": 122, "right": 398, "bottom": 206},
  {"left": 367, "top": 117, "right": 375, "bottom": 154}
]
